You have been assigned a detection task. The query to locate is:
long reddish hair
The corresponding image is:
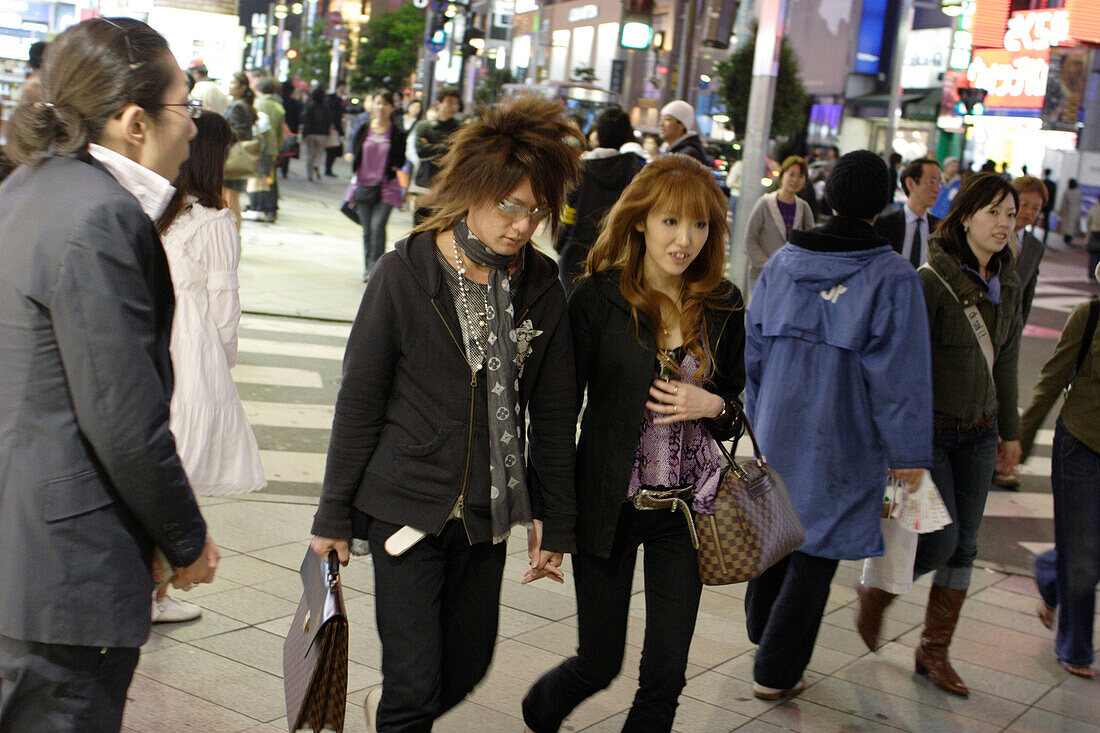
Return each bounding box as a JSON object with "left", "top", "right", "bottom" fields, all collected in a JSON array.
[{"left": 585, "top": 154, "right": 738, "bottom": 378}]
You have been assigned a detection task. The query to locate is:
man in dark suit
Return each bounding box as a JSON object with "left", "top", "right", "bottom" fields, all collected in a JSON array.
[
  {"left": 873, "top": 158, "right": 942, "bottom": 268},
  {"left": 0, "top": 18, "right": 219, "bottom": 732}
]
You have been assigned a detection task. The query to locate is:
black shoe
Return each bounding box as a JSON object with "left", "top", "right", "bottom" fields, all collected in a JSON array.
[
  {"left": 993, "top": 472, "right": 1019, "bottom": 491},
  {"left": 324, "top": 171, "right": 337, "bottom": 178}
]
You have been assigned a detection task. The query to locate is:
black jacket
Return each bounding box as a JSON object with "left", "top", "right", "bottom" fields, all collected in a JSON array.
[
  {"left": 412, "top": 117, "right": 462, "bottom": 189},
  {"left": 350, "top": 122, "right": 407, "bottom": 183},
  {"left": 311, "top": 232, "right": 578, "bottom": 551},
  {"left": 556, "top": 151, "right": 645, "bottom": 287},
  {"left": 569, "top": 272, "right": 746, "bottom": 557},
  {"left": 872, "top": 208, "right": 941, "bottom": 262},
  {"left": 0, "top": 155, "right": 206, "bottom": 647},
  {"left": 667, "top": 132, "right": 708, "bottom": 164},
  {"left": 300, "top": 101, "right": 331, "bottom": 136}
]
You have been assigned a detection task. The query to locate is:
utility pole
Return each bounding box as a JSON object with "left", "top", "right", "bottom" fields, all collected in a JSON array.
[
  {"left": 884, "top": 0, "right": 915, "bottom": 159},
  {"left": 728, "top": 0, "right": 788, "bottom": 292}
]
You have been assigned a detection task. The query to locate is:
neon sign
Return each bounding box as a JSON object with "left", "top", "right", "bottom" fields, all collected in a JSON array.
[{"left": 1002, "top": 9, "right": 1072, "bottom": 52}]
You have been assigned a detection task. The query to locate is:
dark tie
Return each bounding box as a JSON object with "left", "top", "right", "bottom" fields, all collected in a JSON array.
[{"left": 909, "top": 218, "right": 923, "bottom": 268}]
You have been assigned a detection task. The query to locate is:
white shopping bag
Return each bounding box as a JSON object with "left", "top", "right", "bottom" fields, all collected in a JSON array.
[{"left": 861, "top": 517, "right": 919, "bottom": 594}]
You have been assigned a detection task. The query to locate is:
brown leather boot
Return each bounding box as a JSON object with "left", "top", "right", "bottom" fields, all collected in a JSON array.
[
  {"left": 915, "top": 584, "right": 969, "bottom": 697},
  {"left": 856, "top": 584, "right": 897, "bottom": 652}
]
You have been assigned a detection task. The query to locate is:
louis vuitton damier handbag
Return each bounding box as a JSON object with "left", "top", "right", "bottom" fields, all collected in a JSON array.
[
  {"left": 696, "top": 406, "right": 804, "bottom": 585},
  {"left": 283, "top": 550, "right": 349, "bottom": 732}
]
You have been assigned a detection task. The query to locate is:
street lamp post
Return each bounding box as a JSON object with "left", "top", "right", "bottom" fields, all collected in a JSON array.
[{"left": 728, "top": 0, "right": 788, "bottom": 292}]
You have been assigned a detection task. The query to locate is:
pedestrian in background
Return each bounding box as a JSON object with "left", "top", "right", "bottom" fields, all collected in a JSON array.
[
  {"left": 244, "top": 76, "right": 284, "bottom": 223},
  {"left": 1040, "top": 168, "right": 1057, "bottom": 243},
  {"left": 349, "top": 89, "right": 406, "bottom": 281},
  {"left": 555, "top": 105, "right": 645, "bottom": 292},
  {"left": 278, "top": 79, "right": 302, "bottom": 180},
  {"left": 1057, "top": 178, "right": 1081, "bottom": 245},
  {"left": 873, "top": 158, "right": 942, "bottom": 268},
  {"left": 300, "top": 85, "right": 331, "bottom": 182},
  {"left": 309, "top": 95, "right": 582, "bottom": 731},
  {"left": 0, "top": 18, "right": 219, "bottom": 731},
  {"left": 865, "top": 173, "right": 1022, "bottom": 698},
  {"left": 323, "top": 83, "right": 347, "bottom": 177},
  {"left": 657, "top": 100, "right": 706, "bottom": 164},
  {"left": 189, "top": 59, "right": 228, "bottom": 115},
  {"left": 1019, "top": 278, "right": 1100, "bottom": 680},
  {"left": 746, "top": 150, "right": 932, "bottom": 700},
  {"left": 1087, "top": 199, "right": 1100, "bottom": 278},
  {"left": 523, "top": 154, "right": 745, "bottom": 733},
  {"left": 410, "top": 88, "right": 462, "bottom": 198},
  {"left": 743, "top": 155, "right": 815, "bottom": 287},
  {"left": 929, "top": 156, "right": 960, "bottom": 220},
  {"left": 223, "top": 71, "right": 257, "bottom": 220},
  {"left": 1010, "top": 176, "right": 1048, "bottom": 325},
  {"left": 153, "top": 111, "right": 266, "bottom": 623}
]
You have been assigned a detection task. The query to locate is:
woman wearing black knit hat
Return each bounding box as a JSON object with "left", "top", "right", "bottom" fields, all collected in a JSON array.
[{"left": 743, "top": 150, "right": 934, "bottom": 699}]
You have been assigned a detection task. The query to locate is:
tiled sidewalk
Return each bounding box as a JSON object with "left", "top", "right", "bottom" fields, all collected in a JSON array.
[{"left": 122, "top": 493, "right": 1098, "bottom": 733}]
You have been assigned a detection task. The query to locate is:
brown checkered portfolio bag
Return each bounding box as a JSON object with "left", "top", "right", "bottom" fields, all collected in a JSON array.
[
  {"left": 696, "top": 409, "right": 804, "bottom": 585},
  {"left": 283, "top": 551, "right": 349, "bottom": 732}
]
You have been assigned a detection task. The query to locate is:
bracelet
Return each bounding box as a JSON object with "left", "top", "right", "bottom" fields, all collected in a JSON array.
[{"left": 715, "top": 401, "right": 729, "bottom": 421}]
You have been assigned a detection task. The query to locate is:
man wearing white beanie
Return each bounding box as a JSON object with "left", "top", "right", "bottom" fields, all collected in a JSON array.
[{"left": 659, "top": 100, "right": 707, "bottom": 164}]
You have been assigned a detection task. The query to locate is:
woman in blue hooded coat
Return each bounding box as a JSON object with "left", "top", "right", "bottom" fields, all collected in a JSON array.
[{"left": 743, "top": 150, "right": 933, "bottom": 699}]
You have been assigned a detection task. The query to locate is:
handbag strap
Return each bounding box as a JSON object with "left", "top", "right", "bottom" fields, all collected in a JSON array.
[
  {"left": 712, "top": 402, "right": 766, "bottom": 472},
  {"left": 920, "top": 263, "right": 995, "bottom": 381}
]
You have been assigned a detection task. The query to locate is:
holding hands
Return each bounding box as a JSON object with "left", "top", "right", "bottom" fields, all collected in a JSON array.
[
  {"left": 523, "top": 519, "right": 564, "bottom": 585},
  {"left": 646, "top": 379, "right": 725, "bottom": 425},
  {"left": 153, "top": 533, "right": 221, "bottom": 595}
]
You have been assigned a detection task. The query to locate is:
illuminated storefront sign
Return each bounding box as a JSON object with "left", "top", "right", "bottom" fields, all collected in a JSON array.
[{"left": 965, "top": 8, "right": 1077, "bottom": 110}]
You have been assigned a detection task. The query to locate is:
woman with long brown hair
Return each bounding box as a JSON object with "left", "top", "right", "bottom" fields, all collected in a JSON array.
[{"left": 522, "top": 155, "right": 745, "bottom": 732}]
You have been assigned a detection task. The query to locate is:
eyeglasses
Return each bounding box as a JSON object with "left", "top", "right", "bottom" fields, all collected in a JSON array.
[
  {"left": 497, "top": 199, "right": 550, "bottom": 223},
  {"left": 158, "top": 99, "right": 204, "bottom": 119},
  {"left": 98, "top": 17, "right": 136, "bottom": 67}
]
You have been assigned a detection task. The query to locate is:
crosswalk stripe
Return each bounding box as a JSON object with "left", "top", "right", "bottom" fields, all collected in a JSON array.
[
  {"left": 258, "top": 450, "right": 326, "bottom": 483},
  {"left": 1018, "top": 541, "right": 1055, "bottom": 556},
  {"left": 1031, "top": 296, "right": 1088, "bottom": 314},
  {"left": 230, "top": 364, "right": 324, "bottom": 388},
  {"left": 244, "top": 401, "right": 334, "bottom": 429},
  {"left": 238, "top": 337, "right": 346, "bottom": 361},
  {"left": 239, "top": 316, "right": 352, "bottom": 339}
]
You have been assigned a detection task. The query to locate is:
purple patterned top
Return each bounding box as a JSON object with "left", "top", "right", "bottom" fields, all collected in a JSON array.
[{"left": 627, "top": 351, "right": 723, "bottom": 514}]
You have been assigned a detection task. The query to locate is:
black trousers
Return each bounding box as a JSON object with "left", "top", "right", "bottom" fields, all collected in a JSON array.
[
  {"left": 745, "top": 551, "right": 838, "bottom": 690},
  {"left": 0, "top": 635, "right": 139, "bottom": 733},
  {"left": 523, "top": 504, "right": 702, "bottom": 733},
  {"left": 368, "top": 517, "right": 507, "bottom": 733}
]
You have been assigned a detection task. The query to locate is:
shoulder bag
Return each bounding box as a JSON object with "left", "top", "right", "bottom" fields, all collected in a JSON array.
[
  {"left": 920, "top": 263, "right": 994, "bottom": 380},
  {"left": 283, "top": 550, "right": 348, "bottom": 732},
  {"left": 696, "top": 406, "right": 805, "bottom": 585},
  {"left": 225, "top": 138, "right": 262, "bottom": 180}
]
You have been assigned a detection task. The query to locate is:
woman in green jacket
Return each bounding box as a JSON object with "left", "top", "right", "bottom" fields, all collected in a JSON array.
[
  {"left": 1019, "top": 280, "right": 1100, "bottom": 679},
  {"left": 860, "top": 173, "right": 1022, "bottom": 698}
]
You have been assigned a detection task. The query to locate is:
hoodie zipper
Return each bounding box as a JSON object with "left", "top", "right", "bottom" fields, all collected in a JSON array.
[{"left": 431, "top": 297, "right": 473, "bottom": 542}]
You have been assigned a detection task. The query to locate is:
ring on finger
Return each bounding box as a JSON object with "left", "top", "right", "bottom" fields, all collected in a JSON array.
[{"left": 674, "top": 405, "right": 678, "bottom": 412}]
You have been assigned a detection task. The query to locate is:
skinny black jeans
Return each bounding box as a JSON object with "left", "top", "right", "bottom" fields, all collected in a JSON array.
[
  {"left": 523, "top": 503, "right": 702, "bottom": 733},
  {"left": 368, "top": 517, "right": 507, "bottom": 733},
  {"left": 745, "top": 551, "right": 838, "bottom": 690}
]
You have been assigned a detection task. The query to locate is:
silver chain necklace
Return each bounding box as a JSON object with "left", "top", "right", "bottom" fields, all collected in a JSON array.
[{"left": 452, "top": 236, "right": 487, "bottom": 361}]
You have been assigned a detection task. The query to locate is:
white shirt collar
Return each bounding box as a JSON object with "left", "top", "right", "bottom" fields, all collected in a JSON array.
[
  {"left": 88, "top": 143, "right": 176, "bottom": 220},
  {"left": 904, "top": 202, "right": 926, "bottom": 223}
]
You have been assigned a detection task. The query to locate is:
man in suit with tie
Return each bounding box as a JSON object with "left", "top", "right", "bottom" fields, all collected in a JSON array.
[{"left": 873, "top": 158, "right": 942, "bottom": 268}]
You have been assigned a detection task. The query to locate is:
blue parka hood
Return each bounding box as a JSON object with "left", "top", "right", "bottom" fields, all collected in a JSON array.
[{"left": 745, "top": 215, "right": 934, "bottom": 560}]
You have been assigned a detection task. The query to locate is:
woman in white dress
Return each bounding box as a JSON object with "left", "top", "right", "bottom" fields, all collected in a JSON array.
[{"left": 152, "top": 111, "right": 266, "bottom": 622}]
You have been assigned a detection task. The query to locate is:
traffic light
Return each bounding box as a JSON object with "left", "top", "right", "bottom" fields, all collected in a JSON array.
[
  {"left": 461, "top": 26, "right": 484, "bottom": 57},
  {"left": 426, "top": 10, "right": 446, "bottom": 51},
  {"left": 955, "top": 87, "right": 988, "bottom": 116}
]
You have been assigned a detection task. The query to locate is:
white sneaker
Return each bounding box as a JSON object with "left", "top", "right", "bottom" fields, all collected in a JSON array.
[
  {"left": 241, "top": 210, "right": 265, "bottom": 221},
  {"left": 752, "top": 677, "right": 805, "bottom": 700},
  {"left": 151, "top": 594, "right": 202, "bottom": 623},
  {"left": 364, "top": 686, "right": 382, "bottom": 732}
]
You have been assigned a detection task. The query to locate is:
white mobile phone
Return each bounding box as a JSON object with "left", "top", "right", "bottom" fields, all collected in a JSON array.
[{"left": 385, "top": 525, "right": 428, "bottom": 556}]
